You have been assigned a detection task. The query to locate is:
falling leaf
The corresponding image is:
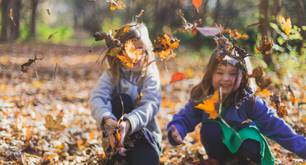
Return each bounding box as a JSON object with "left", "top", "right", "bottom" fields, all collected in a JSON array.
[
  {"left": 195, "top": 89, "right": 220, "bottom": 119},
  {"left": 249, "top": 67, "right": 272, "bottom": 89},
  {"left": 177, "top": 9, "right": 203, "bottom": 32},
  {"left": 44, "top": 114, "right": 65, "bottom": 131},
  {"left": 9, "top": 8, "right": 16, "bottom": 26},
  {"left": 276, "top": 15, "right": 292, "bottom": 35},
  {"left": 107, "top": 0, "right": 125, "bottom": 11},
  {"left": 46, "top": 9, "right": 51, "bottom": 15},
  {"left": 116, "top": 40, "right": 143, "bottom": 69},
  {"left": 153, "top": 34, "right": 180, "bottom": 61},
  {"left": 196, "top": 26, "right": 222, "bottom": 37},
  {"left": 48, "top": 32, "right": 58, "bottom": 40},
  {"left": 256, "top": 37, "right": 273, "bottom": 55},
  {"left": 270, "top": 94, "right": 288, "bottom": 117},
  {"left": 170, "top": 72, "right": 186, "bottom": 84},
  {"left": 192, "top": 0, "right": 202, "bottom": 13},
  {"left": 223, "top": 28, "right": 249, "bottom": 40},
  {"left": 21, "top": 56, "right": 43, "bottom": 72}
]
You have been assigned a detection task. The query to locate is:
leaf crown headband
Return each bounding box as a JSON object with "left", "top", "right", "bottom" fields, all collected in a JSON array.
[{"left": 214, "top": 34, "right": 251, "bottom": 71}]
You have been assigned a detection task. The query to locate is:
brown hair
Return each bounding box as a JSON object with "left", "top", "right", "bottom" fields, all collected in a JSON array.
[{"left": 190, "top": 51, "right": 252, "bottom": 108}]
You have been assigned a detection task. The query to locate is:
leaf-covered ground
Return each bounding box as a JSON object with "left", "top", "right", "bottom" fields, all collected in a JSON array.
[{"left": 0, "top": 43, "right": 305, "bottom": 164}]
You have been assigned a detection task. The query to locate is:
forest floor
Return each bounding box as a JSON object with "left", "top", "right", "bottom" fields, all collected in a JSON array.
[{"left": 0, "top": 43, "right": 305, "bottom": 164}]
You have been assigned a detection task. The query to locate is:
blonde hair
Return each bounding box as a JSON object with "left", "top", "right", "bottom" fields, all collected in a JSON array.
[{"left": 106, "top": 22, "right": 155, "bottom": 85}]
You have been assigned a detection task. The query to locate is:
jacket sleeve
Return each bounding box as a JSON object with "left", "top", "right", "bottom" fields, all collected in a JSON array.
[
  {"left": 89, "top": 71, "right": 116, "bottom": 127},
  {"left": 124, "top": 64, "right": 161, "bottom": 134},
  {"left": 247, "top": 97, "right": 306, "bottom": 159},
  {"left": 167, "top": 101, "right": 205, "bottom": 145}
]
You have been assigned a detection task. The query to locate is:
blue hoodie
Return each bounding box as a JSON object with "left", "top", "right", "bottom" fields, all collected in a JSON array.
[{"left": 167, "top": 95, "right": 306, "bottom": 159}]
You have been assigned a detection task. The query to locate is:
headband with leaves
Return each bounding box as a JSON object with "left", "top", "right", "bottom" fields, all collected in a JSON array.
[{"left": 177, "top": 9, "right": 251, "bottom": 71}]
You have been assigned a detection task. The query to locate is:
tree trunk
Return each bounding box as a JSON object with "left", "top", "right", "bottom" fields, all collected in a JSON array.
[
  {"left": 125, "top": 0, "right": 132, "bottom": 23},
  {"left": 10, "top": 0, "right": 21, "bottom": 41},
  {"left": 259, "top": 0, "right": 273, "bottom": 67},
  {"left": 29, "top": 0, "right": 39, "bottom": 39},
  {"left": 294, "top": 0, "right": 305, "bottom": 55},
  {"left": 1, "top": 0, "right": 21, "bottom": 42},
  {"left": 272, "top": 0, "right": 282, "bottom": 17},
  {"left": 213, "top": 0, "right": 221, "bottom": 24},
  {"left": 1, "top": 0, "right": 9, "bottom": 41}
]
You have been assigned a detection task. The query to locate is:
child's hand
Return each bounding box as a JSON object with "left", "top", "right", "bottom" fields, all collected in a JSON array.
[
  {"left": 117, "top": 120, "right": 131, "bottom": 156},
  {"left": 118, "top": 121, "right": 130, "bottom": 144},
  {"left": 170, "top": 125, "right": 183, "bottom": 144},
  {"left": 103, "top": 117, "right": 118, "bottom": 130}
]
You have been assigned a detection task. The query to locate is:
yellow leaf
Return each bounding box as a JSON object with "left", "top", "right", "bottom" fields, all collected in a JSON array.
[
  {"left": 277, "top": 15, "right": 292, "bottom": 35},
  {"left": 32, "top": 80, "right": 43, "bottom": 89},
  {"left": 195, "top": 90, "right": 219, "bottom": 119},
  {"left": 108, "top": 0, "right": 125, "bottom": 11},
  {"left": 116, "top": 40, "right": 143, "bottom": 69},
  {"left": 184, "top": 68, "right": 194, "bottom": 78},
  {"left": 153, "top": 34, "right": 180, "bottom": 61},
  {"left": 77, "top": 139, "right": 86, "bottom": 149},
  {"left": 255, "top": 89, "right": 271, "bottom": 98},
  {"left": 44, "top": 114, "right": 65, "bottom": 131}
]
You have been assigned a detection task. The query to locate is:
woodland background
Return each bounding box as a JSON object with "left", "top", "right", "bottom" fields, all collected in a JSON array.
[{"left": 0, "top": 0, "right": 305, "bottom": 164}]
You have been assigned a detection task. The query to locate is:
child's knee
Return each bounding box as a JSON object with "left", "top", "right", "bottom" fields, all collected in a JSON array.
[
  {"left": 238, "top": 139, "right": 261, "bottom": 162},
  {"left": 201, "top": 122, "right": 223, "bottom": 140}
]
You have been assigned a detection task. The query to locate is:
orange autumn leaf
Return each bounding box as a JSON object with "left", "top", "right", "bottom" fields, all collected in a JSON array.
[
  {"left": 223, "top": 28, "right": 249, "bottom": 40},
  {"left": 116, "top": 40, "right": 143, "bottom": 69},
  {"left": 255, "top": 89, "right": 271, "bottom": 98},
  {"left": 195, "top": 90, "right": 220, "bottom": 119},
  {"left": 192, "top": 0, "right": 202, "bottom": 12},
  {"left": 302, "top": 115, "right": 306, "bottom": 124},
  {"left": 170, "top": 72, "right": 186, "bottom": 83},
  {"left": 88, "top": 131, "right": 95, "bottom": 140},
  {"left": 115, "top": 130, "right": 121, "bottom": 144},
  {"left": 153, "top": 34, "right": 180, "bottom": 61}
]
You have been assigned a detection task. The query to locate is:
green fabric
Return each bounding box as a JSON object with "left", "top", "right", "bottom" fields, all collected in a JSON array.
[{"left": 206, "top": 119, "right": 274, "bottom": 165}]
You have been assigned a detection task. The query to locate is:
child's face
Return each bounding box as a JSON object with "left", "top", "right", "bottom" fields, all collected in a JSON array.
[
  {"left": 212, "top": 63, "right": 240, "bottom": 97},
  {"left": 130, "top": 39, "right": 146, "bottom": 72}
]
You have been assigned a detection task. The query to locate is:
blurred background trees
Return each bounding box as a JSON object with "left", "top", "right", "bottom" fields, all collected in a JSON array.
[{"left": 0, "top": 0, "right": 305, "bottom": 67}]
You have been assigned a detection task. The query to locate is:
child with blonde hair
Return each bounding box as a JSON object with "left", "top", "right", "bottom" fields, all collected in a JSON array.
[{"left": 90, "top": 22, "right": 161, "bottom": 165}]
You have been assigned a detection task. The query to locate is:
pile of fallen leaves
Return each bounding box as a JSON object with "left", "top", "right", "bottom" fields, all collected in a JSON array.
[{"left": 0, "top": 43, "right": 305, "bottom": 164}]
